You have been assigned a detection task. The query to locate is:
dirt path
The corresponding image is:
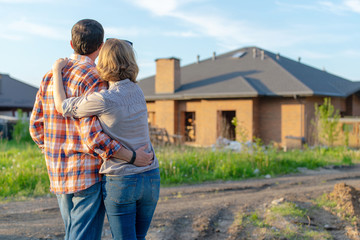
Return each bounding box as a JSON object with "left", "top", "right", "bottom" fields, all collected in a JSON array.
[{"left": 1, "top": 165, "right": 360, "bottom": 240}]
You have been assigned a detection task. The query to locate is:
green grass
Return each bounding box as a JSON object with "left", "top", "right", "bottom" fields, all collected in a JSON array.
[
  {"left": 269, "top": 202, "right": 307, "bottom": 218},
  {"left": 157, "top": 145, "right": 360, "bottom": 185},
  {"left": 265, "top": 202, "right": 333, "bottom": 240},
  {"left": 0, "top": 140, "right": 49, "bottom": 200},
  {"left": 313, "top": 193, "right": 338, "bottom": 209},
  {"left": 1, "top": 140, "right": 360, "bottom": 199}
]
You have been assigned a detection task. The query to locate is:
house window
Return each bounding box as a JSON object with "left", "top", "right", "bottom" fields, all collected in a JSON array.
[
  {"left": 148, "top": 111, "right": 156, "bottom": 126},
  {"left": 184, "top": 112, "right": 196, "bottom": 142},
  {"left": 218, "top": 111, "right": 236, "bottom": 140}
]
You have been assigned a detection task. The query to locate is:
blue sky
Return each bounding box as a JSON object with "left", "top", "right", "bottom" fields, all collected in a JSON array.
[{"left": 1, "top": 0, "right": 360, "bottom": 88}]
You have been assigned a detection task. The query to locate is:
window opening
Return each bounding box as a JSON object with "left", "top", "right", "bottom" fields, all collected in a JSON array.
[
  {"left": 184, "top": 112, "right": 196, "bottom": 142},
  {"left": 219, "top": 111, "right": 236, "bottom": 140}
]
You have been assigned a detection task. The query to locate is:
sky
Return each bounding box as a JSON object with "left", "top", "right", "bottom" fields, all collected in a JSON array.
[{"left": 0, "top": 0, "right": 360, "bottom": 88}]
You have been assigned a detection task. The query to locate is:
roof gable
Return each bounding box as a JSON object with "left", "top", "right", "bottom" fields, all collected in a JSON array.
[
  {"left": 138, "top": 46, "right": 360, "bottom": 100},
  {"left": 0, "top": 74, "right": 38, "bottom": 108}
]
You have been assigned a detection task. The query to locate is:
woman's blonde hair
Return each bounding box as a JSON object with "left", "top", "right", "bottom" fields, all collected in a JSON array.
[{"left": 97, "top": 38, "right": 138, "bottom": 83}]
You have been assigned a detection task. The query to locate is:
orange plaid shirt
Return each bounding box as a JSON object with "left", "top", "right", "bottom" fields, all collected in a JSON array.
[{"left": 30, "top": 54, "right": 121, "bottom": 194}]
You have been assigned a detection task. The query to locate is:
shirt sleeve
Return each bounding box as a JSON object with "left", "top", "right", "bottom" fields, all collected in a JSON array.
[
  {"left": 29, "top": 80, "right": 45, "bottom": 150},
  {"left": 62, "top": 92, "right": 106, "bottom": 118},
  {"left": 77, "top": 72, "right": 120, "bottom": 160}
]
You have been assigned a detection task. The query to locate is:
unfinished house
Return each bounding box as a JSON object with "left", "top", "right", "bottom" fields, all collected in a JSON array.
[{"left": 137, "top": 47, "right": 360, "bottom": 148}]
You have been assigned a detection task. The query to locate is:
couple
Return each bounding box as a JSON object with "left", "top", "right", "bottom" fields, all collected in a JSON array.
[{"left": 30, "top": 19, "right": 160, "bottom": 240}]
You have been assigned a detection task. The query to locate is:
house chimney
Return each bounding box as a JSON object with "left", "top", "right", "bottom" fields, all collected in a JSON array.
[
  {"left": 298, "top": 57, "right": 301, "bottom": 62},
  {"left": 276, "top": 53, "right": 280, "bottom": 60},
  {"left": 197, "top": 55, "right": 200, "bottom": 63},
  {"left": 261, "top": 50, "right": 264, "bottom": 60},
  {"left": 252, "top": 48, "right": 256, "bottom": 58},
  {"left": 212, "top": 52, "right": 216, "bottom": 61},
  {"left": 155, "top": 58, "right": 181, "bottom": 94}
]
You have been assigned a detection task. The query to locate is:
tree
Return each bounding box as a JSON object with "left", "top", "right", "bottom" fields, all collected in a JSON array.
[{"left": 312, "top": 98, "right": 340, "bottom": 146}]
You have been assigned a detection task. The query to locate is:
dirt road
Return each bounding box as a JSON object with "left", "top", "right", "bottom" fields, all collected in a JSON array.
[{"left": 1, "top": 165, "right": 360, "bottom": 240}]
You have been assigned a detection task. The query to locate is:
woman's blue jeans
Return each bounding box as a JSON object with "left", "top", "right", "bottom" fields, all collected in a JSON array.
[{"left": 102, "top": 168, "right": 160, "bottom": 240}]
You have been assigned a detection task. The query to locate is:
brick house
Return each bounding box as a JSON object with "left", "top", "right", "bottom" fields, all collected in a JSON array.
[{"left": 138, "top": 46, "right": 360, "bottom": 148}]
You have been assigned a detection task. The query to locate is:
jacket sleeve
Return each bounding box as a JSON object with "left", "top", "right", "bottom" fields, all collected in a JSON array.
[
  {"left": 77, "top": 73, "right": 121, "bottom": 160},
  {"left": 62, "top": 92, "right": 106, "bottom": 118}
]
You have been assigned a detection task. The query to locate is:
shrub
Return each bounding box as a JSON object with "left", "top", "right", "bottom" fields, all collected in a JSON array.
[{"left": 12, "top": 109, "right": 32, "bottom": 143}]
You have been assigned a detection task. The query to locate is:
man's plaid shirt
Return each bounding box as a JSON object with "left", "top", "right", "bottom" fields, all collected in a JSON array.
[{"left": 30, "top": 54, "right": 121, "bottom": 194}]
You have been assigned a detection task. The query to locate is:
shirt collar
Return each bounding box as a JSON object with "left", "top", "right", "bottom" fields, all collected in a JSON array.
[
  {"left": 109, "top": 79, "right": 131, "bottom": 89},
  {"left": 70, "top": 54, "right": 95, "bottom": 67}
]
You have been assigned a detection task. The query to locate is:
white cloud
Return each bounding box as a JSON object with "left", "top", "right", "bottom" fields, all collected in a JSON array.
[
  {"left": 129, "top": 0, "right": 358, "bottom": 57},
  {"left": 129, "top": 0, "right": 311, "bottom": 50},
  {"left": 340, "top": 49, "right": 360, "bottom": 57},
  {"left": 0, "top": 0, "right": 50, "bottom": 2},
  {"left": 164, "top": 31, "right": 199, "bottom": 38},
  {"left": 298, "top": 50, "right": 333, "bottom": 59},
  {"left": 318, "top": 1, "right": 348, "bottom": 15},
  {"left": 104, "top": 27, "right": 144, "bottom": 38},
  {"left": 344, "top": 0, "right": 360, "bottom": 13},
  {"left": 8, "top": 20, "right": 67, "bottom": 40},
  {"left": 275, "top": 1, "right": 320, "bottom": 11},
  {"left": 131, "top": 0, "right": 179, "bottom": 16},
  {"left": 0, "top": 33, "right": 24, "bottom": 41},
  {"left": 276, "top": 0, "right": 360, "bottom": 14},
  {"left": 131, "top": 0, "right": 200, "bottom": 16}
]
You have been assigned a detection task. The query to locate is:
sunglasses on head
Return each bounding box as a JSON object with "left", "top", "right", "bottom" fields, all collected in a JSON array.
[{"left": 106, "top": 38, "right": 133, "bottom": 47}]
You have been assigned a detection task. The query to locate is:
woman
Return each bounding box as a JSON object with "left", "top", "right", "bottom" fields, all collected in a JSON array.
[{"left": 52, "top": 39, "right": 160, "bottom": 240}]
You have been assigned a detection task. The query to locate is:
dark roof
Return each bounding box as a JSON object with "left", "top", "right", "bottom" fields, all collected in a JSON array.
[
  {"left": 0, "top": 74, "right": 38, "bottom": 108},
  {"left": 138, "top": 46, "right": 360, "bottom": 100}
]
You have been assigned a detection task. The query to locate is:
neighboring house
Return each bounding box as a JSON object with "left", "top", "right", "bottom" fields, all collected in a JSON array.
[
  {"left": 138, "top": 46, "right": 360, "bottom": 148},
  {"left": 0, "top": 73, "right": 38, "bottom": 117},
  {"left": 0, "top": 73, "right": 38, "bottom": 139}
]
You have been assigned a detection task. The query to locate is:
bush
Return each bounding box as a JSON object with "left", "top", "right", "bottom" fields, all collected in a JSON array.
[{"left": 12, "top": 109, "right": 32, "bottom": 143}]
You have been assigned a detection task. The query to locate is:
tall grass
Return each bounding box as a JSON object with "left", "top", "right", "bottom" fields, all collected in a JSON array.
[
  {"left": 0, "top": 140, "right": 49, "bottom": 200},
  {"left": 1, "top": 140, "right": 359, "bottom": 199},
  {"left": 157, "top": 145, "right": 359, "bottom": 185}
]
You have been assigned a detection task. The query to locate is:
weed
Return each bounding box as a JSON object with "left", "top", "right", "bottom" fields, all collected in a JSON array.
[
  {"left": 270, "top": 202, "right": 307, "bottom": 219},
  {"left": 303, "top": 230, "right": 333, "bottom": 239},
  {"left": 313, "top": 194, "right": 337, "bottom": 209}
]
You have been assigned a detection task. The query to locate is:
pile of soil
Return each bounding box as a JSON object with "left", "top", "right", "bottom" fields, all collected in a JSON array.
[
  {"left": 330, "top": 183, "right": 360, "bottom": 219},
  {"left": 329, "top": 183, "right": 360, "bottom": 239}
]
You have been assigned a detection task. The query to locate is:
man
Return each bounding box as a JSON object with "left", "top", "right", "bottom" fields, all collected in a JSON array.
[{"left": 30, "top": 19, "right": 152, "bottom": 240}]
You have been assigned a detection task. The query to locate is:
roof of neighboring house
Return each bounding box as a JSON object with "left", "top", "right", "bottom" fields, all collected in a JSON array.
[
  {"left": 0, "top": 74, "right": 38, "bottom": 108},
  {"left": 138, "top": 46, "right": 360, "bottom": 100}
]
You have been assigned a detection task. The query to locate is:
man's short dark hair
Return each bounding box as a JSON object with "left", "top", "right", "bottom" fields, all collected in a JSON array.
[{"left": 71, "top": 19, "right": 104, "bottom": 55}]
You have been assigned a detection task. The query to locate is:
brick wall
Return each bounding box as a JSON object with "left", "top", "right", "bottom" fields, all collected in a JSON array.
[
  {"left": 155, "top": 58, "right": 180, "bottom": 94},
  {"left": 154, "top": 100, "right": 178, "bottom": 136},
  {"left": 257, "top": 98, "right": 305, "bottom": 147},
  {"left": 145, "top": 96, "right": 355, "bottom": 147},
  {"left": 147, "top": 98, "right": 255, "bottom": 146}
]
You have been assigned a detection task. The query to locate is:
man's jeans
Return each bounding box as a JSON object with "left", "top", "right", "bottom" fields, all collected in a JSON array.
[
  {"left": 102, "top": 168, "right": 160, "bottom": 240},
  {"left": 56, "top": 182, "right": 105, "bottom": 240}
]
